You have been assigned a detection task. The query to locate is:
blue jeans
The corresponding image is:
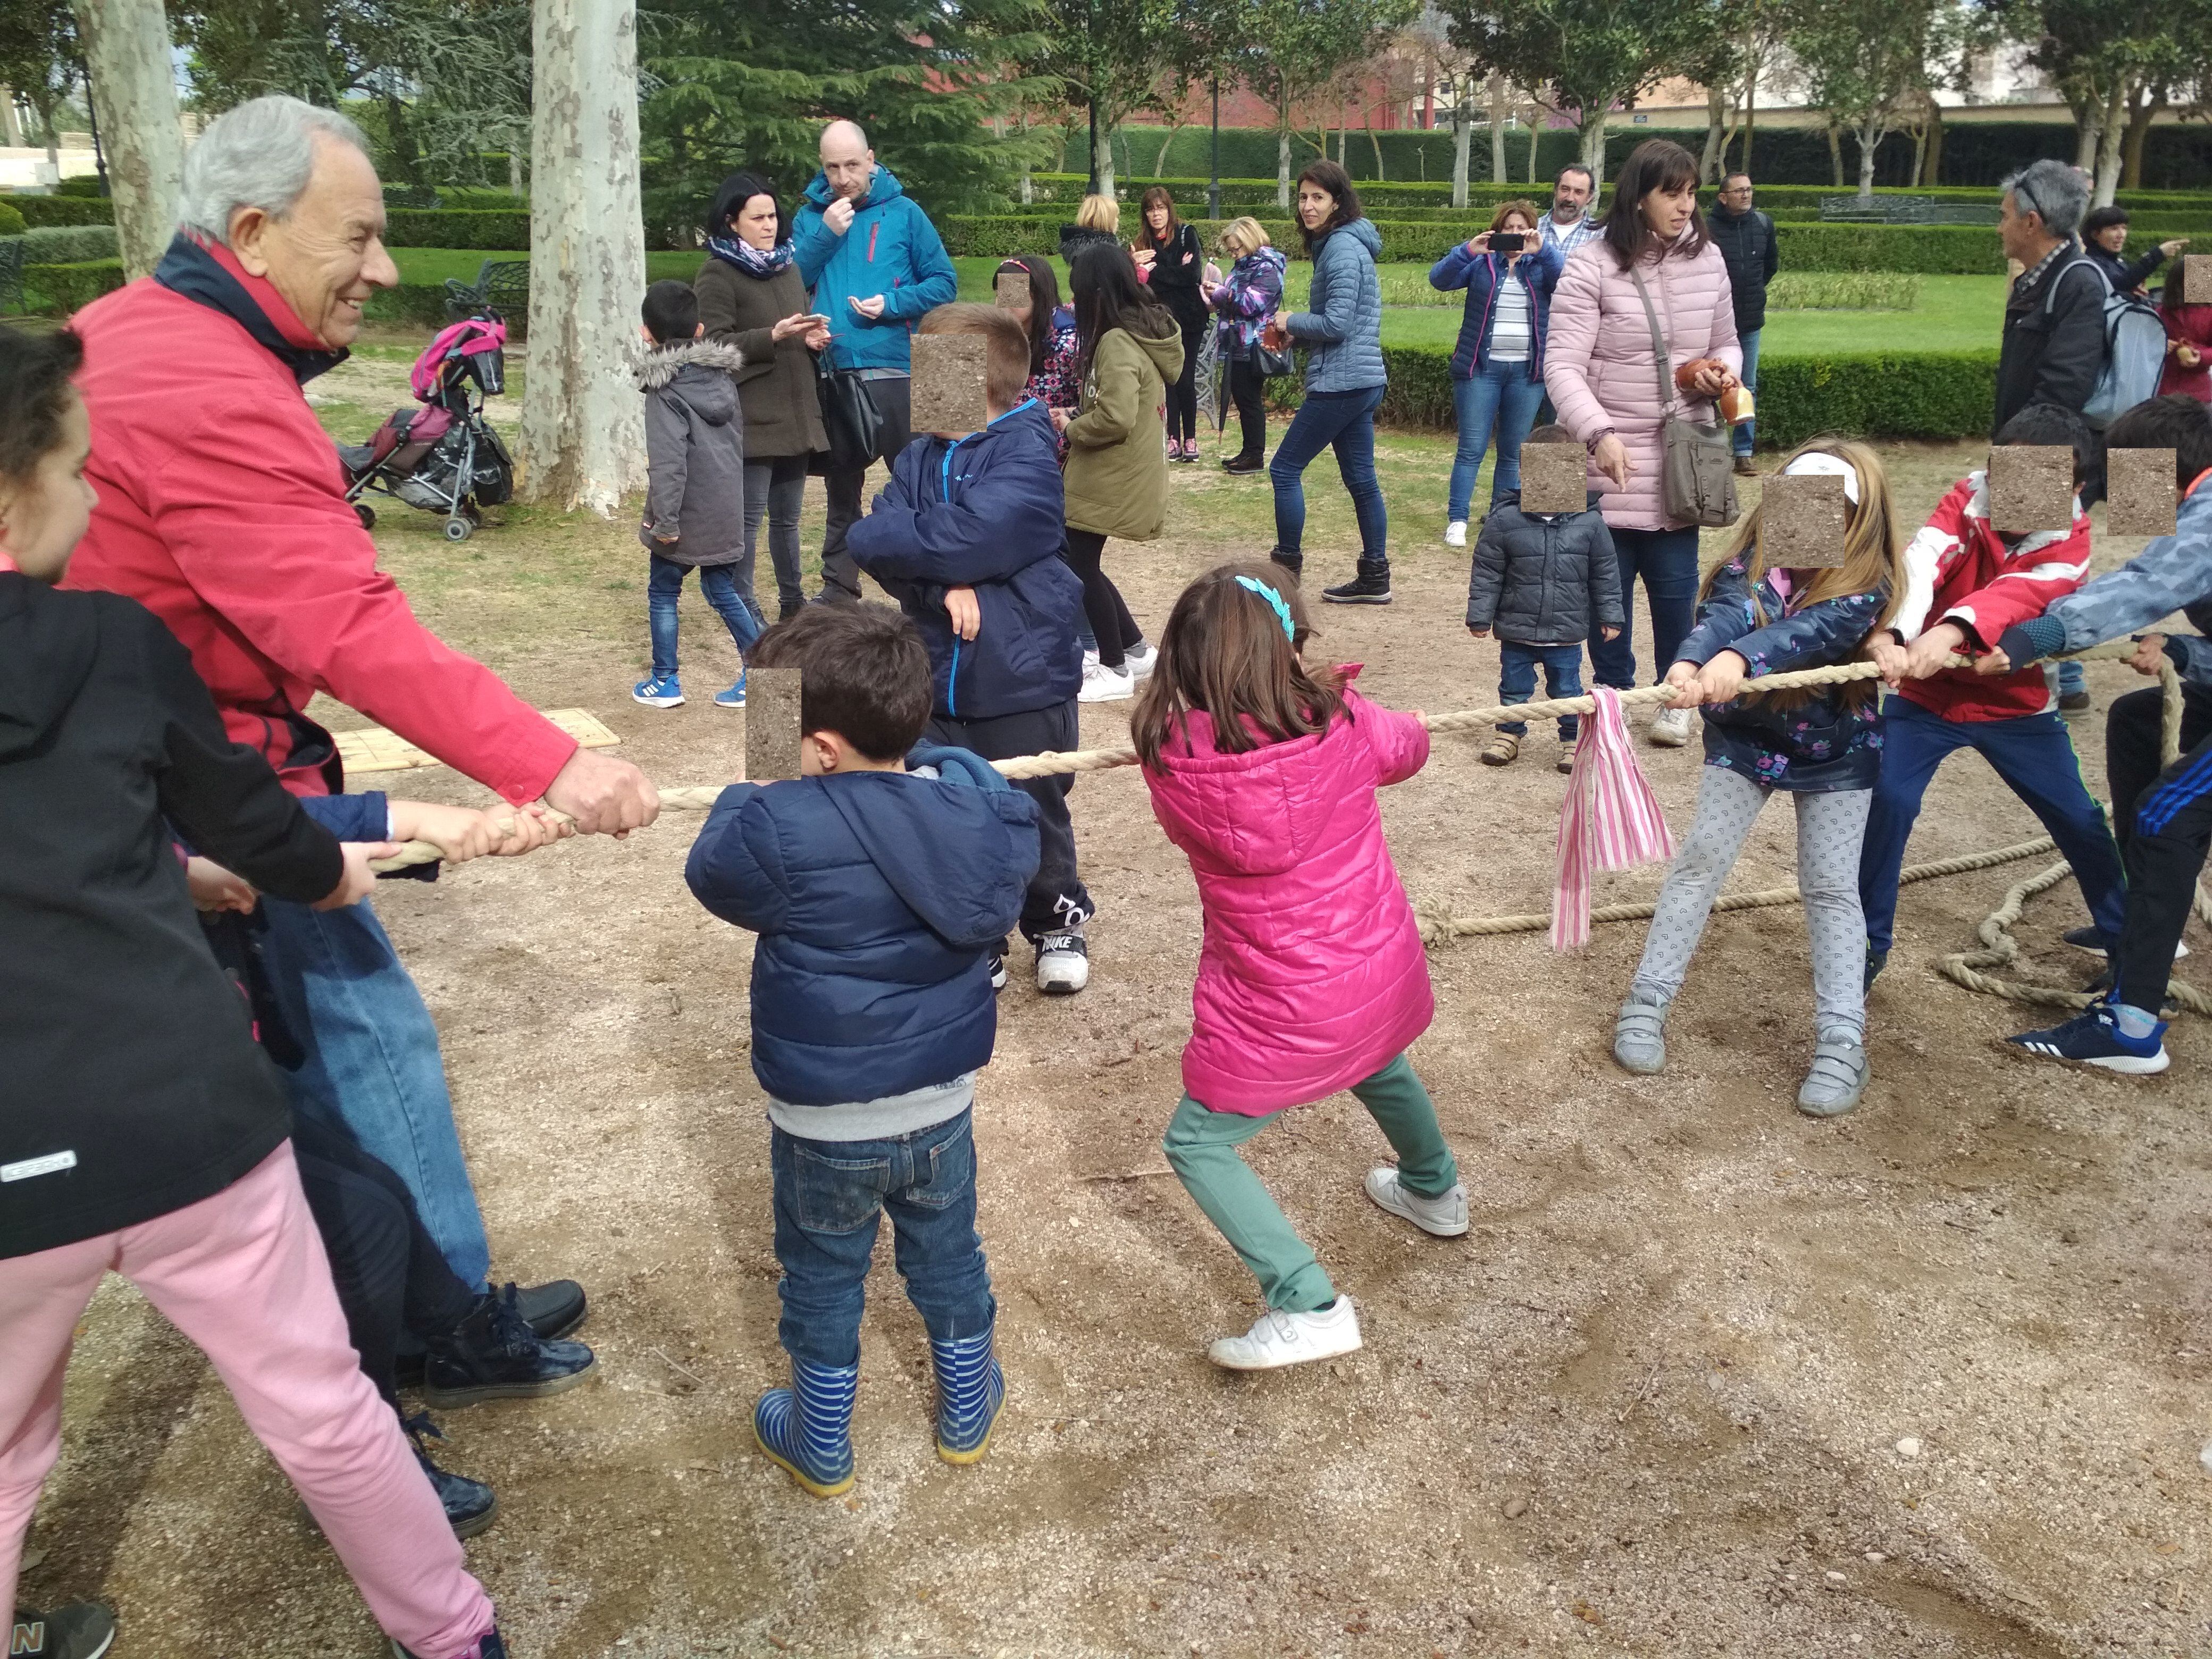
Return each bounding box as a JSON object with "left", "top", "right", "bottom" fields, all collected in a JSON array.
[
  {"left": 1588, "top": 525, "right": 1700, "bottom": 689},
  {"left": 1449, "top": 360, "right": 1545, "bottom": 522},
  {"left": 1732, "top": 328, "right": 1761, "bottom": 458},
  {"left": 2053, "top": 659, "right": 2087, "bottom": 700},
  {"left": 648, "top": 554, "right": 763, "bottom": 681},
  {"left": 1858, "top": 696, "right": 2129, "bottom": 955},
  {"left": 770, "top": 1109, "right": 995, "bottom": 1370},
  {"left": 258, "top": 896, "right": 491, "bottom": 1288},
  {"left": 1270, "top": 383, "right": 1388, "bottom": 563},
  {"left": 1497, "top": 641, "right": 1585, "bottom": 740}
]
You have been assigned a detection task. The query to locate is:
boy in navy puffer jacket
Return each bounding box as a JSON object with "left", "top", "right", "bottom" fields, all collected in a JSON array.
[
  {"left": 848, "top": 304, "right": 1096, "bottom": 996},
  {"left": 683, "top": 602, "right": 1040, "bottom": 1498}
]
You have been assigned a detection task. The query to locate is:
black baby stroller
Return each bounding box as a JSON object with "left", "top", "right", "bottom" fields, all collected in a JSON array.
[{"left": 338, "top": 312, "right": 515, "bottom": 542}]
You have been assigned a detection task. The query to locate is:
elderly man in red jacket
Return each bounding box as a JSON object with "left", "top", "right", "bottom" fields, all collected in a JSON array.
[{"left": 63, "top": 96, "right": 654, "bottom": 1329}]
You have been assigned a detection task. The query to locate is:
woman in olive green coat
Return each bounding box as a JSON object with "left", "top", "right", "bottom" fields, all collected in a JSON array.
[
  {"left": 696, "top": 171, "right": 830, "bottom": 623},
  {"left": 1060, "top": 244, "right": 1184, "bottom": 702}
]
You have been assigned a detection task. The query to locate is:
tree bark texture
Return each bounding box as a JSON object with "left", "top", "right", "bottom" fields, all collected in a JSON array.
[
  {"left": 1487, "top": 73, "right": 1507, "bottom": 184},
  {"left": 1449, "top": 102, "right": 1469, "bottom": 208},
  {"left": 72, "top": 0, "right": 182, "bottom": 281},
  {"left": 1700, "top": 87, "right": 1725, "bottom": 183},
  {"left": 2092, "top": 80, "right": 2126, "bottom": 207},
  {"left": 2121, "top": 88, "right": 2161, "bottom": 190},
  {"left": 520, "top": 0, "right": 648, "bottom": 517}
]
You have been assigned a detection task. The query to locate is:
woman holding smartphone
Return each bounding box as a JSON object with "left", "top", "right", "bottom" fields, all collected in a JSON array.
[
  {"left": 696, "top": 170, "right": 832, "bottom": 624},
  {"left": 1428, "top": 198, "right": 1563, "bottom": 548}
]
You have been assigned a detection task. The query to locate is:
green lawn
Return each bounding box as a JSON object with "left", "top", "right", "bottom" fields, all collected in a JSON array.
[{"left": 391, "top": 247, "right": 706, "bottom": 287}]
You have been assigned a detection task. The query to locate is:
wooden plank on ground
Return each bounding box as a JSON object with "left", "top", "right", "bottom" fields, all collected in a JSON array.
[{"left": 337, "top": 707, "right": 620, "bottom": 775}]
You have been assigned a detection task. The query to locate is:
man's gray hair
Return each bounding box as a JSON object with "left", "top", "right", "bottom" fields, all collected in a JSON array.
[
  {"left": 179, "top": 95, "right": 374, "bottom": 244},
  {"left": 2000, "top": 158, "right": 2088, "bottom": 239}
]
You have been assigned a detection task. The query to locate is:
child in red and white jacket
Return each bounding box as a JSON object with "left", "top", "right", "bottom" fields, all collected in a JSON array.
[{"left": 1857, "top": 405, "right": 2127, "bottom": 985}]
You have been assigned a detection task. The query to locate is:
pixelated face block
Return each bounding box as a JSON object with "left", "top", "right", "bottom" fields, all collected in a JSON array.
[
  {"left": 995, "top": 270, "right": 1030, "bottom": 310},
  {"left": 1519, "top": 442, "right": 1588, "bottom": 516},
  {"left": 909, "top": 333, "right": 991, "bottom": 436},
  {"left": 2182, "top": 254, "right": 2212, "bottom": 305},
  {"left": 1988, "top": 445, "right": 2075, "bottom": 534},
  {"left": 745, "top": 667, "right": 805, "bottom": 781},
  {"left": 1760, "top": 473, "right": 1850, "bottom": 567},
  {"left": 2106, "top": 447, "right": 2180, "bottom": 538}
]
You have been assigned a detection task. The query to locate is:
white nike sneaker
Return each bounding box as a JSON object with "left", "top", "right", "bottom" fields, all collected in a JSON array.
[
  {"left": 1443, "top": 520, "right": 1468, "bottom": 548},
  {"left": 1124, "top": 640, "right": 1159, "bottom": 679},
  {"left": 1362, "top": 1167, "right": 1469, "bottom": 1237},
  {"left": 1078, "top": 662, "right": 1134, "bottom": 703},
  {"left": 1648, "top": 705, "right": 1695, "bottom": 747},
  {"left": 1205, "top": 1297, "right": 1362, "bottom": 1371}
]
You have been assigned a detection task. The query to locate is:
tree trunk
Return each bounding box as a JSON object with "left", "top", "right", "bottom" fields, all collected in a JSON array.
[
  {"left": 1826, "top": 122, "right": 1844, "bottom": 188},
  {"left": 72, "top": 0, "right": 184, "bottom": 282},
  {"left": 1, "top": 91, "right": 21, "bottom": 148},
  {"left": 1923, "top": 98, "right": 1942, "bottom": 185},
  {"left": 520, "top": 0, "right": 648, "bottom": 517},
  {"left": 1449, "top": 102, "right": 1470, "bottom": 209},
  {"left": 1526, "top": 106, "right": 1539, "bottom": 185},
  {"left": 1907, "top": 121, "right": 1924, "bottom": 189},
  {"left": 1153, "top": 122, "right": 1183, "bottom": 177},
  {"left": 1097, "top": 117, "right": 1117, "bottom": 199},
  {"left": 1699, "top": 86, "right": 1725, "bottom": 183},
  {"left": 2070, "top": 90, "right": 2101, "bottom": 171},
  {"left": 1276, "top": 122, "right": 1291, "bottom": 210},
  {"left": 2092, "top": 79, "right": 2126, "bottom": 207},
  {"left": 1367, "top": 122, "right": 1384, "bottom": 182},
  {"left": 1579, "top": 112, "right": 1605, "bottom": 190},
  {"left": 1487, "top": 72, "right": 1507, "bottom": 183},
  {"left": 1087, "top": 100, "right": 1101, "bottom": 193},
  {"left": 2122, "top": 86, "right": 2163, "bottom": 190},
  {"left": 1855, "top": 119, "right": 1880, "bottom": 202}
]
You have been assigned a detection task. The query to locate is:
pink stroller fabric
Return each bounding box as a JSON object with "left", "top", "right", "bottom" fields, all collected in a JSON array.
[
  {"left": 1552, "top": 686, "right": 1677, "bottom": 951},
  {"left": 410, "top": 317, "right": 508, "bottom": 401}
]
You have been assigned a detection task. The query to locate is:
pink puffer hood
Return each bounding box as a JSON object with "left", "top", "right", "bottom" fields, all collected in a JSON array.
[
  {"left": 1143, "top": 684, "right": 1435, "bottom": 1115},
  {"left": 1543, "top": 234, "right": 1740, "bottom": 532}
]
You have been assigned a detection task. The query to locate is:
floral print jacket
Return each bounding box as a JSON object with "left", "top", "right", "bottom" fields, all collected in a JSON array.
[
  {"left": 1210, "top": 247, "right": 1288, "bottom": 358},
  {"left": 1674, "top": 558, "right": 1890, "bottom": 792}
]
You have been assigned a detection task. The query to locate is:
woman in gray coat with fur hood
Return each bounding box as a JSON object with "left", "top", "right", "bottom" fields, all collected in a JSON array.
[{"left": 696, "top": 171, "right": 831, "bottom": 623}]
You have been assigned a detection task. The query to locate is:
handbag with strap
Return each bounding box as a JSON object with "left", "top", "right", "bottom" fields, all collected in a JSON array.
[
  {"left": 1252, "top": 337, "right": 1294, "bottom": 378},
  {"left": 815, "top": 358, "right": 885, "bottom": 473},
  {"left": 1627, "top": 264, "right": 1738, "bottom": 529}
]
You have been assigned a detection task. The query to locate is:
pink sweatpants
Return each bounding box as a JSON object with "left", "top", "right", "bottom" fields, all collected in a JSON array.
[{"left": 0, "top": 1144, "right": 496, "bottom": 1659}]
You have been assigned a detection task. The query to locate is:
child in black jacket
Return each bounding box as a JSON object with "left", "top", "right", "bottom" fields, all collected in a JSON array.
[
  {"left": 1464, "top": 425, "right": 1623, "bottom": 772},
  {"left": 0, "top": 325, "right": 508, "bottom": 1659}
]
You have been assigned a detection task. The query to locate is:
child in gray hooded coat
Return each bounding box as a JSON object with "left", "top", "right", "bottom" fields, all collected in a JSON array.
[
  {"left": 1464, "top": 424, "right": 1624, "bottom": 771},
  {"left": 633, "top": 278, "right": 760, "bottom": 711}
]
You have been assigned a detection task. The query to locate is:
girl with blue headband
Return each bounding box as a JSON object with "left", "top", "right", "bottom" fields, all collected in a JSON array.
[{"left": 1130, "top": 564, "right": 1466, "bottom": 1371}]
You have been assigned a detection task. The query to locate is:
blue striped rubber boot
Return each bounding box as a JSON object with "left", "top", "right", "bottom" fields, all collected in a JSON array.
[
  {"left": 753, "top": 1359, "right": 858, "bottom": 1497},
  {"left": 929, "top": 1323, "right": 1005, "bottom": 1465}
]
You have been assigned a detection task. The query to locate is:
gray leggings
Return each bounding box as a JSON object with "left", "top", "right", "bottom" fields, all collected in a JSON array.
[
  {"left": 743, "top": 455, "right": 810, "bottom": 621},
  {"left": 1631, "top": 765, "right": 1872, "bottom": 1038}
]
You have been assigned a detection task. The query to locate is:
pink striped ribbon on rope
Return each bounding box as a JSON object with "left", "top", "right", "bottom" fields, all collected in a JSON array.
[{"left": 1552, "top": 686, "right": 1677, "bottom": 951}]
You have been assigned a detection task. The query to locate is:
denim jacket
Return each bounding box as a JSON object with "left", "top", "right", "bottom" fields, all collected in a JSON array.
[{"left": 1675, "top": 558, "right": 1890, "bottom": 791}]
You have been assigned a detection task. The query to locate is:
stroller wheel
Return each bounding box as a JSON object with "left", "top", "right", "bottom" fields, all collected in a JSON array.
[
  {"left": 442, "top": 515, "right": 475, "bottom": 542},
  {"left": 354, "top": 503, "right": 377, "bottom": 531}
]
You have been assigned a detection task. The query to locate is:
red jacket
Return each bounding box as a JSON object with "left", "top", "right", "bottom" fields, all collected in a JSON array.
[
  {"left": 2159, "top": 300, "right": 2212, "bottom": 401},
  {"left": 62, "top": 246, "right": 575, "bottom": 802},
  {"left": 1890, "top": 472, "right": 2093, "bottom": 723}
]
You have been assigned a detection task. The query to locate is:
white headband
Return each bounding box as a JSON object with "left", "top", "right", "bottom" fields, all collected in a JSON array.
[{"left": 1781, "top": 450, "right": 1862, "bottom": 506}]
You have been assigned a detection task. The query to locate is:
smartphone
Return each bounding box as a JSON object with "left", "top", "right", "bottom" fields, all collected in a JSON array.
[{"left": 1490, "top": 232, "right": 1526, "bottom": 253}]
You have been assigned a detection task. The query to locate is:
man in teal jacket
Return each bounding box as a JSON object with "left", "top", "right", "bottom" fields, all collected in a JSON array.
[{"left": 794, "top": 119, "right": 958, "bottom": 600}]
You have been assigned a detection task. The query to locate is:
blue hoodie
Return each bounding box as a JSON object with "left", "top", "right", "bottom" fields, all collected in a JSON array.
[
  {"left": 791, "top": 165, "right": 959, "bottom": 374},
  {"left": 846, "top": 399, "right": 1085, "bottom": 720},
  {"left": 684, "top": 745, "right": 1041, "bottom": 1114}
]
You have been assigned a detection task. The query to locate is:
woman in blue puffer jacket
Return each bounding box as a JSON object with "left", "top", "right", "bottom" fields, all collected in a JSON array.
[
  {"left": 1264, "top": 161, "right": 1391, "bottom": 605},
  {"left": 1429, "top": 199, "right": 1563, "bottom": 548}
]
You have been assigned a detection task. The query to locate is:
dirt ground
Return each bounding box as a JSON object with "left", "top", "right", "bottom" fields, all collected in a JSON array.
[{"left": 22, "top": 380, "right": 2212, "bottom": 1658}]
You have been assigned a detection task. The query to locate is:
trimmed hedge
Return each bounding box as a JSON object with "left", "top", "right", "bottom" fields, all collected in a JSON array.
[
  {"left": 22, "top": 224, "right": 118, "bottom": 264},
  {"left": 1256, "top": 342, "right": 1995, "bottom": 443},
  {"left": 383, "top": 208, "right": 531, "bottom": 249},
  {"left": 364, "top": 283, "right": 463, "bottom": 326},
  {"left": 0, "top": 203, "right": 22, "bottom": 237},
  {"left": 24, "top": 258, "right": 126, "bottom": 314},
  {"left": 3, "top": 195, "right": 115, "bottom": 228}
]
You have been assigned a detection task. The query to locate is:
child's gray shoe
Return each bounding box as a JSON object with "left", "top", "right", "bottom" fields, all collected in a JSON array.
[
  {"left": 1797, "top": 1028, "right": 1868, "bottom": 1117},
  {"left": 1613, "top": 991, "right": 1670, "bottom": 1074}
]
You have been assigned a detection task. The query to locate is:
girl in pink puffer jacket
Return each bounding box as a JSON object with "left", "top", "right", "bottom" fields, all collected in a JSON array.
[{"left": 1134, "top": 564, "right": 1467, "bottom": 1374}]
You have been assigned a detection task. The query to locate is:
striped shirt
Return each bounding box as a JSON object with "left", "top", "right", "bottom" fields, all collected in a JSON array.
[{"left": 1490, "top": 274, "right": 1532, "bottom": 361}]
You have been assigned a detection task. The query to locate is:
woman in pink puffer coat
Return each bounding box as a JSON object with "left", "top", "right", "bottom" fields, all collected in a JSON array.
[
  {"left": 1134, "top": 564, "right": 1467, "bottom": 1376},
  {"left": 1545, "top": 140, "right": 1741, "bottom": 744}
]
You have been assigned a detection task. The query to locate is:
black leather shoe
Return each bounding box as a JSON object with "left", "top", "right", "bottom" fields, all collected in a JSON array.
[
  {"left": 1222, "top": 454, "right": 1264, "bottom": 474},
  {"left": 1322, "top": 560, "right": 1393, "bottom": 604},
  {"left": 422, "top": 1284, "right": 597, "bottom": 1408},
  {"left": 395, "top": 1279, "right": 585, "bottom": 1389},
  {"left": 405, "top": 1415, "right": 499, "bottom": 1539},
  {"left": 9, "top": 1604, "right": 115, "bottom": 1659}
]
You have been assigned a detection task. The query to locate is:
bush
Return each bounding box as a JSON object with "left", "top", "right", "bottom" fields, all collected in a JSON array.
[
  {"left": 26, "top": 258, "right": 127, "bottom": 315},
  {"left": 1772, "top": 224, "right": 2006, "bottom": 274},
  {"left": 382, "top": 208, "right": 531, "bottom": 249},
  {"left": 54, "top": 174, "right": 106, "bottom": 198},
  {"left": 22, "top": 224, "right": 118, "bottom": 265},
  {"left": 0, "top": 202, "right": 22, "bottom": 237},
  {"left": 364, "top": 283, "right": 469, "bottom": 327},
  {"left": 7, "top": 195, "right": 114, "bottom": 228}
]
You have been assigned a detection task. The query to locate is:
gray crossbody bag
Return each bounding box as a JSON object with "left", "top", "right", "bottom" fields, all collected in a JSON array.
[{"left": 1628, "top": 263, "right": 1739, "bottom": 529}]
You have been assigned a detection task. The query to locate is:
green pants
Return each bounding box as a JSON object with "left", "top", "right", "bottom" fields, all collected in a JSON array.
[{"left": 1161, "top": 1053, "right": 1457, "bottom": 1313}]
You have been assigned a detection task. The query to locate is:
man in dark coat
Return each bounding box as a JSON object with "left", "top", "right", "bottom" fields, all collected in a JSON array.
[
  {"left": 1994, "top": 159, "right": 2106, "bottom": 438},
  {"left": 1707, "top": 173, "right": 1778, "bottom": 476}
]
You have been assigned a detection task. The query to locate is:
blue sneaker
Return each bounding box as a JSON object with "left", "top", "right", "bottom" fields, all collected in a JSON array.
[
  {"left": 632, "top": 674, "right": 683, "bottom": 709},
  {"left": 754, "top": 1358, "right": 857, "bottom": 1497},
  {"left": 929, "top": 1322, "right": 1005, "bottom": 1464},
  {"left": 714, "top": 671, "right": 747, "bottom": 709},
  {"left": 2006, "top": 1001, "right": 2170, "bottom": 1075}
]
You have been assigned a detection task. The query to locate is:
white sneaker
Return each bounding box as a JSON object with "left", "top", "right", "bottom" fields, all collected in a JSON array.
[
  {"left": 1648, "top": 705, "right": 1695, "bottom": 747},
  {"left": 1033, "top": 929, "right": 1090, "bottom": 995},
  {"left": 1362, "top": 1167, "right": 1469, "bottom": 1237},
  {"left": 1124, "top": 640, "right": 1158, "bottom": 679},
  {"left": 1078, "top": 662, "right": 1134, "bottom": 703},
  {"left": 1082, "top": 647, "right": 1100, "bottom": 674},
  {"left": 1205, "top": 1297, "right": 1362, "bottom": 1371},
  {"left": 1443, "top": 520, "right": 1468, "bottom": 549}
]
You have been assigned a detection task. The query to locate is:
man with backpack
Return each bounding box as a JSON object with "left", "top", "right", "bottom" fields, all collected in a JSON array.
[{"left": 1994, "top": 161, "right": 2105, "bottom": 438}]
